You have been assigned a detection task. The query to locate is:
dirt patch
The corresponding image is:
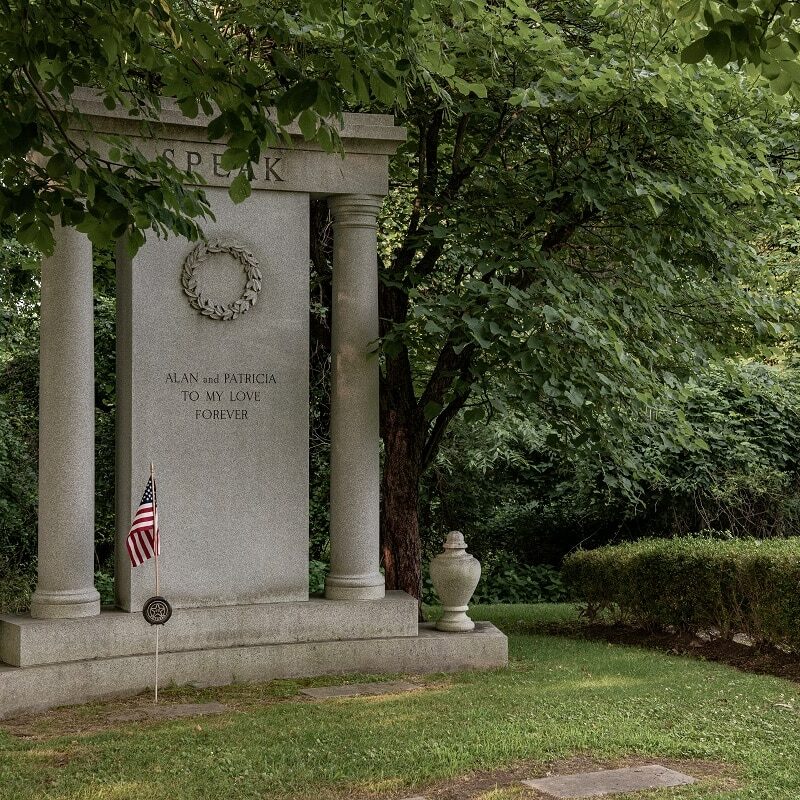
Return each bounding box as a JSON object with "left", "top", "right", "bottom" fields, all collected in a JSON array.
[
  {"left": 551, "top": 621, "right": 800, "bottom": 684},
  {"left": 381, "top": 756, "right": 734, "bottom": 800},
  {"left": 107, "top": 700, "right": 230, "bottom": 723},
  {"left": 0, "top": 694, "right": 239, "bottom": 739},
  {"left": 0, "top": 677, "right": 452, "bottom": 739}
]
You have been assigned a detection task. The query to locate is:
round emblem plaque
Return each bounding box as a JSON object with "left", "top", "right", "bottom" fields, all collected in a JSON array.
[
  {"left": 143, "top": 595, "right": 173, "bottom": 626},
  {"left": 181, "top": 238, "right": 262, "bottom": 321}
]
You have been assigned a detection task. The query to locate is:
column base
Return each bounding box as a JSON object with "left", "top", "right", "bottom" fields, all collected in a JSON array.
[
  {"left": 325, "top": 572, "right": 385, "bottom": 601},
  {"left": 30, "top": 588, "right": 101, "bottom": 619}
]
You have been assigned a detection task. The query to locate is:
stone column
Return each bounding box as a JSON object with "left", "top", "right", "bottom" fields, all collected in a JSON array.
[
  {"left": 30, "top": 221, "right": 100, "bottom": 619},
  {"left": 325, "top": 195, "right": 385, "bottom": 600}
]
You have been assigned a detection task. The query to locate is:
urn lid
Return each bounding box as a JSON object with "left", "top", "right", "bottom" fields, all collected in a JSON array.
[{"left": 443, "top": 531, "right": 467, "bottom": 550}]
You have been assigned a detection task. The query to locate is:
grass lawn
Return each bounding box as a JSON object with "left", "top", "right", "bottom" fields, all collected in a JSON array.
[{"left": 2, "top": 604, "right": 800, "bottom": 799}]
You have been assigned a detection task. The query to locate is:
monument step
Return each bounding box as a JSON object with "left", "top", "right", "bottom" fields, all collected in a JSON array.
[
  {"left": 0, "top": 622, "right": 507, "bottom": 720},
  {"left": 0, "top": 591, "right": 417, "bottom": 668}
]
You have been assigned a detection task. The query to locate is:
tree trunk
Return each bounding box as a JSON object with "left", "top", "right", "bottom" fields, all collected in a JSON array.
[{"left": 380, "top": 407, "right": 424, "bottom": 598}]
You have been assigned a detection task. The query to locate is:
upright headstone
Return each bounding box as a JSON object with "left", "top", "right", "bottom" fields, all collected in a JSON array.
[{"left": 116, "top": 187, "right": 310, "bottom": 610}]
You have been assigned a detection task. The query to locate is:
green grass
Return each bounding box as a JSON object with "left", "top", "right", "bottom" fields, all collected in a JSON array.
[{"left": 2, "top": 604, "right": 800, "bottom": 799}]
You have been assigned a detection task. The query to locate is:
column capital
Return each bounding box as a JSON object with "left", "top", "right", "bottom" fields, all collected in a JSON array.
[{"left": 328, "top": 194, "right": 382, "bottom": 228}]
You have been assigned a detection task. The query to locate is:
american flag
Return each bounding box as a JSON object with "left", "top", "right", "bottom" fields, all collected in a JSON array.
[{"left": 126, "top": 476, "right": 160, "bottom": 567}]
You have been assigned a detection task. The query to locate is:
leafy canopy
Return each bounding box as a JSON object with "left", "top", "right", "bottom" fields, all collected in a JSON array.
[
  {"left": 378, "top": 0, "right": 800, "bottom": 466},
  {"left": 0, "top": 0, "right": 448, "bottom": 253},
  {"left": 675, "top": 0, "right": 800, "bottom": 94}
]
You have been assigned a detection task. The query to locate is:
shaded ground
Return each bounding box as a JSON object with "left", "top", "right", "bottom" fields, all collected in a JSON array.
[
  {"left": 0, "top": 676, "right": 450, "bottom": 740},
  {"left": 528, "top": 614, "right": 800, "bottom": 685}
]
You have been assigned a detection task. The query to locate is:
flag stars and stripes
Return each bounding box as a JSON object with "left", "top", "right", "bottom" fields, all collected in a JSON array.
[{"left": 126, "top": 476, "right": 160, "bottom": 567}]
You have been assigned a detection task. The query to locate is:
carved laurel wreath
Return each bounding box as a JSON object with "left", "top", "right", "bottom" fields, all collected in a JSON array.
[{"left": 181, "top": 238, "right": 262, "bottom": 321}]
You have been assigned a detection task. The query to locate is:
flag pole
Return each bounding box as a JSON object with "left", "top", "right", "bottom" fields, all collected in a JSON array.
[
  {"left": 151, "top": 460, "right": 159, "bottom": 705},
  {"left": 151, "top": 461, "right": 159, "bottom": 596}
]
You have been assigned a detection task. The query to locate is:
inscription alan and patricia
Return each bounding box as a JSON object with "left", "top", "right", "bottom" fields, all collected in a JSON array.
[{"left": 166, "top": 371, "right": 277, "bottom": 421}]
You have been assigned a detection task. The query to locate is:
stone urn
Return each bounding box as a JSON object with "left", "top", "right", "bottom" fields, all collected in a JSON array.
[{"left": 430, "top": 531, "right": 481, "bottom": 632}]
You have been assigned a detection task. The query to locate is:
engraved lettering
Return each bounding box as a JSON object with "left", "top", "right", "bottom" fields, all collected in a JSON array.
[
  {"left": 166, "top": 372, "right": 198, "bottom": 384},
  {"left": 162, "top": 148, "right": 175, "bottom": 165},
  {"left": 230, "top": 390, "right": 261, "bottom": 402},
  {"left": 169, "top": 369, "right": 275, "bottom": 421},
  {"left": 223, "top": 372, "right": 277, "bottom": 384},
  {"left": 187, "top": 151, "right": 202, "bottom": 172},
  {"left": 195, "top": 409, "right": 248, "bottom": 420},
  {"left": 212, "top": 153, "right": 230, "bottom": 178},
  {"left": 264, "top": 157, "right": 284, "bottom": 182}
]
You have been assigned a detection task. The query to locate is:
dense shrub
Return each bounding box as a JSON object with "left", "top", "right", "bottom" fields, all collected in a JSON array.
[
  {"left": 423, "top": 363, "right": 800, "bottom": 566},
  {"left": 0, "top": 352, "right": 38, "bottom": 569},
  {"left": 309, "top": 559, "right": 328, "bottom": 595},
  {"left": 563, "top": 537, "right": 800, "bottom": 650},
  {"left": 0, "top": 554, "right": 33, "bottom": 613}
]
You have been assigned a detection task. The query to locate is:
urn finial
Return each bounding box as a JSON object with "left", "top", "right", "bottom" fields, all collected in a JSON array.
[{"left": 429, "top": 531, "right": 481, "bottom": 632}]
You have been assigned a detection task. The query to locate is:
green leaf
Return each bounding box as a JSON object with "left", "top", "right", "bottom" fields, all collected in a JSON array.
[
  {"left": 771, "top": 71, "right": 793, "bottom": 95},
  {"left": 298, "top": 109, "right": 317, "bottom": 141},
  {"left": 761, "top": 58, "right": 781, "bottom": 79},
  {"left": 782, "top": 59, "right": 800, "bottom": 83},
  {"left": 276, "top": 80, "right": 320, "bottom": 124},
  {"left": 681, "top": 38, "right": 707, "bottom": 64},
  {"left": 424, "top": 401, "right": 442, "bottom": 420},
  {"left": 677, "top": 0, "right": 701, "bottom": 21},
  {"left": 566, "top": 386, "right": 585, "bottom": 407},
  {"left": 705, "top": 31, "right": 731, "bottom": 68},
  {"left": 229, "top": 172, "right": 251, "bottom": 204},
  {"left": 462, "top": 407, "right": 485, "bottom": 423},
  {"left": 471, "top": 82, "right": 488, "bottom": 99},
  {"left": 46, "top": 153, "right": 70, "bottom": 179},
  {"left": 220, "top": 148, "right": 249, "bottom": 171}
]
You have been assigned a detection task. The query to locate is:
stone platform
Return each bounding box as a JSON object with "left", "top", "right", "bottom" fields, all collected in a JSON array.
[
  {"left": 0, "top": 592, "right": 508, "bottom": 719},
  {"left": 0, "top": 618, "right": 507, "bottom": 719},
  {"left": 0, "top": 592, "right": 417, "bottom": 667}
]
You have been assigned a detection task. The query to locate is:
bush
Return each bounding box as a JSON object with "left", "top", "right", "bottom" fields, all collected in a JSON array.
[
  {"left": 309, "top": 559, "right": 328, "bottom": 595},
  {"left": 563, "top": 536, "right": 800, "bottom": 650},
  {"left": 0, "top": 554, "right": 34, "bottom": 614},
  {"left": 423, "top": 363, "right": 800, "bottom": 568}
]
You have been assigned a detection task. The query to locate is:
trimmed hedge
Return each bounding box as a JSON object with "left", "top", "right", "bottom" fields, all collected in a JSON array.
[{"left": 563, "top": 537, "right": 800, "bottom": 650}]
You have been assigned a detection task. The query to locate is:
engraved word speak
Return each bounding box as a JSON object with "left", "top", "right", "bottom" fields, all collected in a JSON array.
[{"left": 161, "top": 148, "right": 284, "bottom": 182}]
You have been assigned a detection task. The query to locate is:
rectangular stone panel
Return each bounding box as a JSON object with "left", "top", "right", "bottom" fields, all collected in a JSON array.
[
  {"left": 523, "top": 765, "right": 696, "bottom": 798},
  {"left": 116, "top": 188, "right": 309, "bottom": 610}
]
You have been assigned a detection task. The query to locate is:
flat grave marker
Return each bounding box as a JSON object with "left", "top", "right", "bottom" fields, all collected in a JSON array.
[{"left": 522, "top": 764, "right": 696, "bottom": 798}]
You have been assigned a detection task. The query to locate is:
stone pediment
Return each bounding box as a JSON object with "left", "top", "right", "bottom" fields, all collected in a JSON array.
[{"left": 66, "top": 87, "right": 406, "bottom": 195}]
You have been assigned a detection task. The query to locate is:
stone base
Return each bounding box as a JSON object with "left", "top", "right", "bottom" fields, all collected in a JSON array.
[
  {"left": 0, "top": 622, "right": 507, "bottom": 719},
  {"left": 0, "top": 592, "right": 417, "bottom": 667}
]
